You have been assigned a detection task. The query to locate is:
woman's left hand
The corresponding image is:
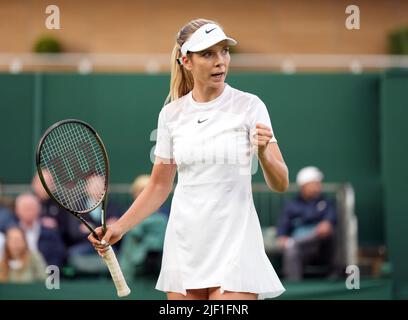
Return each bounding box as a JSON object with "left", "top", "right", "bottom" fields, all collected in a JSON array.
[{"left": 251, "top": 123, "right": 273, "bottom": 155}]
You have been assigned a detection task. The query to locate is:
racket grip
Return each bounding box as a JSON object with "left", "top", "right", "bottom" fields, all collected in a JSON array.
[{"left": 102, "top": 245, "right": 131, "bottom": 297}]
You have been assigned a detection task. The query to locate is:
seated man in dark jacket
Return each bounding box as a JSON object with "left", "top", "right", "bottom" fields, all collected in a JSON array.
[
  {"left": 276, "top": 166, "right": 336, "bottom": 280},
  {"left": 14, "top": 193, "right": 66, "bottom": 269},
  {"left": 31, "top": 171, "right": 70, "bottom": 244},
  {"left": 0, "top": 205, "right": 16, "bottom": 233}
]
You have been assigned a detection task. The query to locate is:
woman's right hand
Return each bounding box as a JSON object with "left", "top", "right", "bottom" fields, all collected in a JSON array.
[{"left": 88, "top": 222, "right": 125, "bottom": 256}]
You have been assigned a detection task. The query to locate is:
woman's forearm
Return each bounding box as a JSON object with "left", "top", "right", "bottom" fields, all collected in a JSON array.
[
  {"left": 116, "top": 182, "right": 172, "bottom": 234},
  {"left": 258, "top": 147, "right": 289, "bottom": 193}
]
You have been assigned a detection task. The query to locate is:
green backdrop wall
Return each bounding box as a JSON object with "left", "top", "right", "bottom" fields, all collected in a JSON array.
[
  {"left": 0, "top": 72, "right": 390, "bottom": 249},
  {"left": 381, "top": 70, "right": 408, "bottom": 299}
]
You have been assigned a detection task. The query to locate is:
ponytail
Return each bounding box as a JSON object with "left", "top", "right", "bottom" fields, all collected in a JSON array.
[
  {"left": 164, "top": 44, "right": 194, "bottom": 105},
  {"left": 164, "top": 18, "right": 219, "bottom": 105}
]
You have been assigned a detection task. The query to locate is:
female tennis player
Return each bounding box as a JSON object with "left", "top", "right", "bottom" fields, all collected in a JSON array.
[{"left": 89, "top": 18, "right": 288, "bottom": 300}]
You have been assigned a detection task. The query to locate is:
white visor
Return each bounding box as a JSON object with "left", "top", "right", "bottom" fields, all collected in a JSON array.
[
  {"left": 296, "top": 166, "right": 324, "bottom": 187},
  {"left": 180, "top": 23, "right": 237, "bottom": 57}
]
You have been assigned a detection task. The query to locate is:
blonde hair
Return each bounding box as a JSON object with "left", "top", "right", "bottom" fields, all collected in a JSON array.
[
  {"left": 164, "top": 18, "right": 221, "bottom": 105},
  {"left": 130, "top": 174, "right": 151, "bottom": 199}
]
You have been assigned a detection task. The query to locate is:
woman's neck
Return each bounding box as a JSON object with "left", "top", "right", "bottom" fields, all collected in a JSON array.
[{"left": 191, "top": 83, "right": 225, "bottom": 103}]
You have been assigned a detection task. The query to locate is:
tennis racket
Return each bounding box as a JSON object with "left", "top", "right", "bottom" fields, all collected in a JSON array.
[{"left": 36, "top": 119, "right": 131, "bottom": 297}]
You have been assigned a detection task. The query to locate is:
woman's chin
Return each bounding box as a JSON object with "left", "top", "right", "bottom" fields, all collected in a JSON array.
[{"left": 209, "top": 78, "right": 225, "bottom": 88}]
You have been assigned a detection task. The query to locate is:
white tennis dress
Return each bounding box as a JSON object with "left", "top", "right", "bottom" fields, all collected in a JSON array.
[{"left": 154, "top": 84, "right": 285, "bottom": 299}]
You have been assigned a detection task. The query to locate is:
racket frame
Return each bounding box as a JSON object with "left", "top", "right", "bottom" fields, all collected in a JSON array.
[
  {"left": 36, "top": 119, "right": 131, "bottom": 297},
  {"left": 35, "top": 119, "right": 110, "bottom": 237}
]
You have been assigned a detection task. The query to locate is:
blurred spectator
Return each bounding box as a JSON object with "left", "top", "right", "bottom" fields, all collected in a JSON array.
[
  {"left": 130, "top": 175, "right": 150, "bottom": 200},
  {"left": 14, "top": 193, "right": 66, "bottom": 268},
  {"left": 276, "top": 166, "right": 336, "bottom": 280},
  {"left": 66, "top": 174, "right": 122, "bottom": 261},
  {"left": 0, "top": 178, "right": 17, "bottom": 233},
  {"left": 32, "top": 171, "right": 69, "bottom": 241},
  {"left": 0, "top": 226, "right": 47, "bottom": 283},
  {"left": 0, "top": 199, "right": 16, "bottom": 260},
  {"left": 0, "top": 232, "right": 4, "bottom": 259},
  {"left": 0, "top": 178, "right": 14, "bottom": 210},
  {"left": 120, "top": 174, "right": 168, "bottom": 279},
  {"left": 0, "top": 205, "right": 16, "bottom": 234}
]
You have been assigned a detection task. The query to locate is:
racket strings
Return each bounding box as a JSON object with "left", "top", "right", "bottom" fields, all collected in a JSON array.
[
  {"left": 44, "top": 124, "right": 105, "bottom": 211},
  {"left": 42, "top": 126, "right": 92, "bottom": 210},
  {"left": 43, "top": 127, "right": 105, "bottom": 184},
  {"left": 39, "top": 122, "right": 107, "bottom": 213},
  {"left": 56, "top": 124, "right": 105, "bottom": 210}
]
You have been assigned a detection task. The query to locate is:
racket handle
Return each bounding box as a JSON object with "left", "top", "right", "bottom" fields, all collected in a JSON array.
[{"left": 102, "top": 245, "right": 131, "bottom": 297}]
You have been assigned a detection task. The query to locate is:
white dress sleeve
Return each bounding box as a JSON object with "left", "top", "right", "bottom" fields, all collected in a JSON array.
[
  {"left": 154, "top": 108, "right": 173, "bottom": 159},
  {"left": 248, "top": 96, "right": 278, "bottom": 143}
]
